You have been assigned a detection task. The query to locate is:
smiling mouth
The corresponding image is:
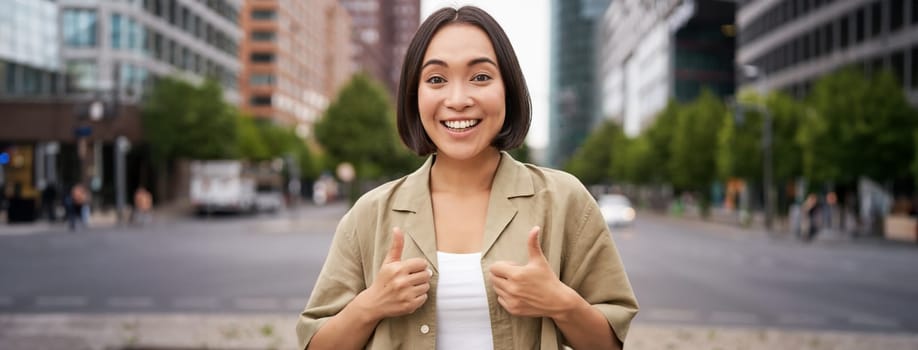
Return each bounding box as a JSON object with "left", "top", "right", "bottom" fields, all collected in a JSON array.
[{"left": 441, "top": 119, "right": 481, "bottom": 131}]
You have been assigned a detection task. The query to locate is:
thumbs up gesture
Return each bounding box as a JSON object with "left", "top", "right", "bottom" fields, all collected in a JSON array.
[
  {"left": 489, "top": 226, "right": 577, "bottom": 318},
  {"left": 363, "top": 227, "right": 432, "bottom": 319}
]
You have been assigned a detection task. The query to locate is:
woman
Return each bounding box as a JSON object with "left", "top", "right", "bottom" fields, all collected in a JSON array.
[{"left": 297, "top": 6, "right": 638, "bottom": 349}]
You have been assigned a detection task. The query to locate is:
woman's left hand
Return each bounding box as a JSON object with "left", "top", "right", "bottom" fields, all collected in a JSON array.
[{"left": 488, "top": 226, "right": 577, "bottom": 318}]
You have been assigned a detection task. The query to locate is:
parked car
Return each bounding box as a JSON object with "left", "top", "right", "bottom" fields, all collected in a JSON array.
[{"left": 598, "top": 194, "right": 636, "bottom": 227}]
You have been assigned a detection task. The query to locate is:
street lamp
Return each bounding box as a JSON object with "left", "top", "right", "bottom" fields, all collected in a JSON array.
[{"left": 738, "top": 64, "right": 775, "bottom": 232}]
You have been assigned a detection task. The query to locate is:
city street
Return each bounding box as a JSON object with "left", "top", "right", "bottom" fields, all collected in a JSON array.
[{"left": 1, "top": 203, "right": 918, "bottom": 349}]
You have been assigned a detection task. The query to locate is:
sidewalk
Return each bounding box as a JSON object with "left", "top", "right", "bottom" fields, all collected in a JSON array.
[
  {"left": 2, "top": 313, "right": 917, "bottom": 350},
  {"left": 0, "top": 211, "right": 120, "bottom": 236},
  {"left": 651, "top": 208, "right": 910, "bottom": 246}
]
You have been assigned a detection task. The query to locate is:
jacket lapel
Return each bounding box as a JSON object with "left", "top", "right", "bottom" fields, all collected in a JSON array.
[
  {"left": 391, "top": 152, "right": 535, "bottom": 266},
  {"left": 481, "top": 152, "right": 534, "bottom": 258},
  {"left": 392, "top": 156, "right": 439, "bottom": 272}
]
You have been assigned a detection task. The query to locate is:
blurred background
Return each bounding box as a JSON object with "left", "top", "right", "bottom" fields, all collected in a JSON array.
[{"left": 1, "top": 0, "right": 918, "bottom": 349}]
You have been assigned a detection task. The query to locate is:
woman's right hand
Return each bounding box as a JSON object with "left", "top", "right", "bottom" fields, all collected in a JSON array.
[{"left": 358, "top": 227, "right": 431, "bottom": 320}]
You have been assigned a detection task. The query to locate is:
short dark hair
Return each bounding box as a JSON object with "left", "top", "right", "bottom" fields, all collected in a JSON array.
[{"left": 396, "top": 6, "right": 532, "bottom": 156}]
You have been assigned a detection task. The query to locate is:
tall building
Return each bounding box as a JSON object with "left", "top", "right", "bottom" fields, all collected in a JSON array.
[
  {"left": 1, "top": 0, "right": 242, "bottom": 210},
  {"left": 737, "top": 0, "right": 918, "bottom": 104},
  {"left": 239, "top": 0, "right": 353, "bottom": 131},
  {"left": 598, "top": 0, "right": 735, "bottom": 136},
  {"left": 548, "top": 0, "right": 609, "bottom": 168},
  {"left": 339, "top": 0, "right": 419, "bottom": 96}
]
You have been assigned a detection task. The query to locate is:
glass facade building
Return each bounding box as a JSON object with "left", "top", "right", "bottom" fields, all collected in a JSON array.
[
  {"left": 548, "top": 0, "right": 610, "bottom": 168},
  {"left": 737, "top": 0, "right": 918, "bottom": 104},
  {"left": 598, "top": 0, "right": 735, "bottom": 137},
  {"left": 56, "top": 0, "right": 242, "bottom": 102}
]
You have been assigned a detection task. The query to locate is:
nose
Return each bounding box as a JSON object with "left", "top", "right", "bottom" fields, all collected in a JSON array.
[{"left": 443, "top": 83, "right": 473, "bottom": 111}]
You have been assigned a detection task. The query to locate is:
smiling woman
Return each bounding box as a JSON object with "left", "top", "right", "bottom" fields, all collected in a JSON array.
[{"left": 296, "top": 6, "right": 637, "bottom": 350}]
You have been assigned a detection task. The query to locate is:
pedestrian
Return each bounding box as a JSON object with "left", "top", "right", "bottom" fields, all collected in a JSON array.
[
  {"left": 296, "top": 6, "right": 638, "bottom": 350},
  {"left": 132, "top": 186, "right": 153, "bottom": 225},
  {"left": 804, "top": 193, "right": 822, "bottom": 241},
  {"left": 68, "top": 183, "right": 88, "bottom": 231}
]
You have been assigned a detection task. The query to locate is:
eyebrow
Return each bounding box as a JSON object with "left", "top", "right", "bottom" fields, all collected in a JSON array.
[{"left": 421, "top": 57, "right": 498, "bottom": 70}]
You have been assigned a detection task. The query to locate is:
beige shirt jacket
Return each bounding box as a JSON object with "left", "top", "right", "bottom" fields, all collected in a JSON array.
[{"left": 297, "top": 152, "right": 639, "bottom": 349}]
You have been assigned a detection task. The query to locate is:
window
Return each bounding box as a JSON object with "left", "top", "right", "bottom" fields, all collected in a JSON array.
[
  {"left": 250, "top": 95, "right": 272, "bottom": 106},
  {"left": 251, "top": 31, "right": 275, "bottom": 42},
  {"left": 63, "top": 9, "right": 98, "bottom": 47},
  {"left": 913, "top": 0, "right": 918, "bottom": 25},
  {"left": 111, "top": 14, "right": 123, "bottom": 49},
  {"left": 66, "top": 60, "right": 98, "bottom": 92},
  {"left": 249, "top": 74, "right": 274, "bottom": 86},
  {"left": 855, "top": 7, "right": 865, "bottom": 43},
  {"left": 870, "top": 1, "right": 882, "bottom": 38},
  {"left": 912, "top": 47, "right": 918, "bottom": 88},
  {"left": 250, "top": 52, "right": 274, "bottom": 63},
  {"left": 251, "top": 10, "right": 276, "bottom": 20},
  {"left": 891, "top": 0, "right": 904, "bottom": 32},
  {"left": 840, "top": 16, "right": 849, "bottom": 49}
]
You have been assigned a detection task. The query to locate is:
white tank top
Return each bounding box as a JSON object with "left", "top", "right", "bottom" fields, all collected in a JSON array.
[{"left": 435, "top": 251, "right": 494, "bottom": 350}]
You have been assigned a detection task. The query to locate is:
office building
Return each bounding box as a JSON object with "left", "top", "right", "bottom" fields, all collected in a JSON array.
[
  {"left": 339, "top": 0, "right": 420, "bottom": 95},
  {"left": 598, "top": 0, "right": 735, "bottom": 136},
  {"left": 548, "top": 0, "right": 609, "bottom": 167},
  {"left": 239, "top": 0, "right": 354, "bottom": 130},
  {"left": 737, "top": 0, "right": 918, "bottom": 104},
  {"left": 1, "top": 0, "right": 242, "bottom": 209}
]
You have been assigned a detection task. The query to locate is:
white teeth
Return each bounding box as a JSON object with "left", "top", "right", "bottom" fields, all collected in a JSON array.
[{"left": 444, "top": 120, "right": 479, "bottom": 130}]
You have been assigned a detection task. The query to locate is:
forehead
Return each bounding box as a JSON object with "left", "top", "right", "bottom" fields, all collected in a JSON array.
[{"left": 422, "top": 23, "right": 497, "bottom": 63}]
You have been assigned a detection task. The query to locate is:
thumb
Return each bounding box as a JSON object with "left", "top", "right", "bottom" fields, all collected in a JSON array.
[
  {"left": 527, "top": 226, "right": 544, "bottom": 262},
  {"left": 385, "top": 227, "right": 404, "bottom": 264}
]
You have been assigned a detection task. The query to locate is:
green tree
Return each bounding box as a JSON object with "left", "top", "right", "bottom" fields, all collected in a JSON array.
[
  {"left": 565, "top": 121, "right": 625, "bottom": 184},
  {"left": 142, "top": 77, "right": 238, "bottom": 199},
  {"left": 718, "top": 91, "right": 804, "bottom": 184},
  {"left": 641, "top": 101, "right": 680, "bottom": 183},
  {"left": 799, "top": 68, "right": 918, "bottom": 185},
  {"left": 314, "top": 74, "right": 414, "bottom": 200},
  {"left": 669, "top": 90, "right": 725, "bottom": 213}
]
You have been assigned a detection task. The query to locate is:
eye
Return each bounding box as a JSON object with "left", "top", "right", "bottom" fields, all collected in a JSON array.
[
  {"left": 426, "top": 76, "right": 446, "bottom": 84},
  {"left": 471, "top": 74, "right": 492, "bottom": 82}
]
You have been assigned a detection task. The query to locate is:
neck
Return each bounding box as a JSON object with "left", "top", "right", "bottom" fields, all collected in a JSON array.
[{"left": 430, "top": 148, "right": 501, "bottom": 194}]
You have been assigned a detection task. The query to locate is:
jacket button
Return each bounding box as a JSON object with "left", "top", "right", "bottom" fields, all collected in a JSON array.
[{"left": 420, "top": 324, "right": 430, "bottom": 334}]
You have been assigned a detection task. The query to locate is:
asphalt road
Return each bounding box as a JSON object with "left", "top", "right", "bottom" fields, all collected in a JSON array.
[{"left": 1, "top": 204, "right": 916, "bottom": 334}]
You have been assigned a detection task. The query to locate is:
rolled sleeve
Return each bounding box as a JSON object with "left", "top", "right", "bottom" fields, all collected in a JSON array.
[
  {"left": 296, "top": 210, "right": 366, "bottom": 349},
  {"left": 561, "top": 191, "right": 639, "bottom": 344}
]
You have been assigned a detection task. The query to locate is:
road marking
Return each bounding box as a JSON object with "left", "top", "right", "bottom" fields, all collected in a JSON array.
[
  {"left": 643, "top": 308, "right": 700, "bottom": 322},
  {"left": 0, "top": 296, "right": 13, "bottom": 306},
  {"left": 36, "top": 296, "right": 88, "bottom": 308},
  {"left": 234, "top": 297, "right": 281, "bottom": 311},
  {"left": 710, "top": 311, "right": 760, "bottom": 324},
  {"left": 173, "top": 297, "right": 219, "bottom": 309},
  {"left": 777, "top": 313, "right": 828, "bottom": 326},
  {"left": 848, "top": 314, "right": 900, "bottom": 328},
  {"left": 107, "top": 297, "right": 154, "bottom": 308}
]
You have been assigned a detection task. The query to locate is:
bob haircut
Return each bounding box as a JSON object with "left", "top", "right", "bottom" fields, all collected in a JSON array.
[{"left": 396, "top": 6, "right": 532, "bottom": 156}]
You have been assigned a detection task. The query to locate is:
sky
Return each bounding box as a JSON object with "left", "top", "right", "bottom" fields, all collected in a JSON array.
[{"left": 419, "top": 0, "right": 551, "bottom": 150}]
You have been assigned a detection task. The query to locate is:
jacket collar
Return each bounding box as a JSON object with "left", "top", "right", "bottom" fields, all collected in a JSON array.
[{"left": 392, "top": 151, "right": 535, "bottom": 267}]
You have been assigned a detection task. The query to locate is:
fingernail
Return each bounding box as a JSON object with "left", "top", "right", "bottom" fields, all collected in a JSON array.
[{"left": 427, "top": 268, "right": 433, "bottom": 277}]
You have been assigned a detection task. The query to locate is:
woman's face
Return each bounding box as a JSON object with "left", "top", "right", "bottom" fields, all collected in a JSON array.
[{"left": 418, "top": 23, "right": 506, "bottom": 161}]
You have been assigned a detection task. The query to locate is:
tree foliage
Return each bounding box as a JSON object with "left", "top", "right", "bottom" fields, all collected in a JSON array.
[
  {"left": 142, "top": 77, "right": 238, "bottom": 163},
  {"left": 565, "top": 121, "right": 626, "bottom": 184},
  {"left": 314, "top": 74, "right": 419, "bottom": 181},
  {"left": 799, "top": 68, "right": 918, "bottom": 184},
  {"left": 717, "top": 91, "right": 804, "bottom": 183},
  {"left": 669, "top": 90, "right": 725, "bottom": 194}
]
